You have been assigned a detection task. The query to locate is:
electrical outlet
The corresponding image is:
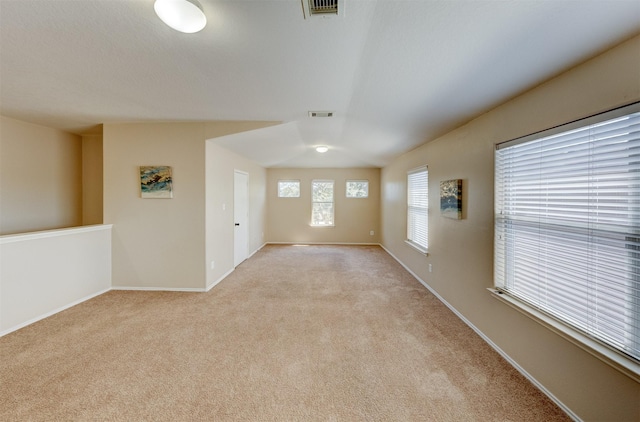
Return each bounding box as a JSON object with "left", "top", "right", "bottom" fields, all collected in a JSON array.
[
  {"left": 210, "top": 261, "right": 215, "bottom": 269},
  {"left": 428, "top": 264, "right": 432, "bottom": 273},
  {"left": 370, "top": 230, "right": 375, "bottom": 236}
]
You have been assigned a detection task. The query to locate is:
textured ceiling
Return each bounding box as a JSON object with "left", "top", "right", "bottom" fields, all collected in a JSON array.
[{"left": 1, "top": 0, "right": 639, "bottom": 167}]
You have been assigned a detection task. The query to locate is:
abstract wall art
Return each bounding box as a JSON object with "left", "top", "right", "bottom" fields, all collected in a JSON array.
[
  {"left": 440, "top": 179, "right": 462, "bottom": 219},
  {"left": 140, "top": 165, "right": 173, "bottom": 198}
]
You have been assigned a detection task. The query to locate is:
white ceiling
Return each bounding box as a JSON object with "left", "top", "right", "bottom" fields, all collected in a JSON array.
[{"left": 1, "top": 0, "right": 639, "bottom": 168}]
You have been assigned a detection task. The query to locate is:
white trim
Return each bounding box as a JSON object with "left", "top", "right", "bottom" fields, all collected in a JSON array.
[
  {"left": 277, "top": 179, "right": 301, "bottom": 198},
  {"left": 345, "top": 179, "right": 369, "bottom": 198},
  {"left": 407, "top": 164, "right": 428, "bottom": 175},
  {"left": 497, "top": 101, "right": 640, "bottom": 150},
  {"left": 0, "top": 224, "right": 113, "bottom": 244},
  {"left": 406, "top": 166, "right": 429, "bottom": 250},
  {"left": 111, "top": 286, "right": 206, "bottom": 292},
  {"left": 488, "top": 288, "right": 640, "bottom": 383},
  {"left": 206, "top": 268, "right": 234, "bottom": 291},
  {"left": 248, "top": 243, "right": 267, "bottom": 258},
  {"left": 380, "top": 244, "right": 580, "bottom": 422},
  {"left": 404, "top": 239, "right": 428, "bottom": 255},
  {"left": 0, "top": 288, "right": 111, "bottom": 338},
  {"left": 266, "top": 242, "right": 380, "bottom": 246},
  {"left": 311, "top": 179, "right": 335, "bottom": 227}
]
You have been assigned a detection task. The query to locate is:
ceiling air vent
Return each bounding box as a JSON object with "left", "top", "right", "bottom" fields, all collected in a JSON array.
[
  {"left": 308, "top": 111, "right": 334, "bottom": 118},
  {"left": 302, "top": 0, "right": 342, "bottom": 19}
]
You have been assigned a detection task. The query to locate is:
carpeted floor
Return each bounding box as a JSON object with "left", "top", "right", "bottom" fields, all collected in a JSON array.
[{"left": 0, "top": 245, "right": 571, "bottom": 421}]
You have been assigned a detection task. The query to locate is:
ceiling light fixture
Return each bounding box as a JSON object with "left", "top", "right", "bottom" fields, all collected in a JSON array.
[
  {"left": 154, "top": 0, "right": 207, "bottom": 34},
  {"left": 316, "top": 146, "right": 329, "bottom": 153}
]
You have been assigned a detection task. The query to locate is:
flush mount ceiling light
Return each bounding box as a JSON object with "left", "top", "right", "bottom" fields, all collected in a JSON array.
[
  {"left": 316, "top": 146, "right": 329, "bottom": 153},
  {"left": 154, "top": 0, "right": 207, "bottom": 33}
]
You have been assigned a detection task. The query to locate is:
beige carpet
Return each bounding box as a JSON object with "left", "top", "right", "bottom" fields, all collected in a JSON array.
[{"left": 0, "top": 245, "right": 570, "bottom": 421}]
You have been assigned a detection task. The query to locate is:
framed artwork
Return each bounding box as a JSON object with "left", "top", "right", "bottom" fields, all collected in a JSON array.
[
  {"left": 440, "top": 179, "right": 462, "bottom": 219},
  {"left": 140, "top": 166, "right": 173, "bottom": 198}
]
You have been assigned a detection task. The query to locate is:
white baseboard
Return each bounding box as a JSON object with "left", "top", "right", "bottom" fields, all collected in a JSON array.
[
  {"left": 248, "top": 242, "right": 267, "bottom": 259},
  {"left": 379, "top": 244, "right": 581, "bottom": 422},
  {"left": 206, "top": 268, "right": 234, "bottom": 292},
  {"left": 266, "top": 242, "right": 380, "bottom": 246},
  {"left": 111, "top": 286, "right": 206, "bottom": 292},
  {"left": 0, "top": 287, "right": 111, "bottom": 338}
]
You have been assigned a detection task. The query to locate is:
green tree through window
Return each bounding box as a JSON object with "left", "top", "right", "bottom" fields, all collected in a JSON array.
[
  {"left": 278, "top": 180, "right": 300, "bottom": 198},
  {"left": 346, "top": 180, "right": 368, "bottom": 198},
  {"left": 312, "top": 180, "right": 334, "bottom": 226}
]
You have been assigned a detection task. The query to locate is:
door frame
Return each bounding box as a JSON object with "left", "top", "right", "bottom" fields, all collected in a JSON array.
[{"left": 233, "top": 170, "right": 249, "bottom": 267}]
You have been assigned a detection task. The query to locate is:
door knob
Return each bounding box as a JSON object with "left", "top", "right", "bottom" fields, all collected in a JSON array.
[{"left": 235, "top": 223, "right": 240, "bottom": 226}]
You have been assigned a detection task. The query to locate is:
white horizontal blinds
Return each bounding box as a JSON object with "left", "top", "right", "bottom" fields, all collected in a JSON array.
[
  {"left": 407, "top": 166, "right": 428, "bottom": 250},
  {"left": 495, "top": 103, "right": 640, "bottom": 361}
]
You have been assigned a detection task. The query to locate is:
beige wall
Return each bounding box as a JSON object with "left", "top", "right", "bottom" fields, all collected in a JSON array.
[
  {"left": 103, "top": 121, "right": 274, "bottom": 290},
  {"left": 206, "top": 141, "right": 266, "bottom": 287},
  {"left": 0, "top": 116, "right": 82, "bottom": 235},
  {"left": 82, "top": 133, "right": 103, "bottom": 225},
  {"left": 206, "top": 142, "right": 267, "bottom": 288},
  {"left": 380, "top": 35, "right": 640, "bottom": 421},
  {"left": 267, "top": 168, "right": 380, "bottom": 244},
  {"left": 103, "top": 122, "right": 207, "bottom": 290}
]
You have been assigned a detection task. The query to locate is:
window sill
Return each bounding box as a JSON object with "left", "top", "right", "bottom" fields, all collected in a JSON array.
[
  {"left": 488, "top": 288, "right": 640, "bottom": 383},
  {"left": 405, "top": 240, "right": 429, "bottom": 256},
  {"left": 310, "top": 224, "right": 335, "bottom": 228}
]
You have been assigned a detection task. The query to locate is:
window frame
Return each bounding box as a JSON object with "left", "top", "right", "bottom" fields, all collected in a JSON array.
[
  {"left": 311, "top": 179, "right": 335, "bottom": 227},
  {"left": 277, "top": 180, "right": 300, "bottom": 198},
  {"left": 406, "top": 166, "right": 428, "bottom": 254},
  {"left": 492, "top": 102, "right": 640, "bottom": 381},
  {"left": 346, "top": 180, "right": 369, "bottom": 198}
]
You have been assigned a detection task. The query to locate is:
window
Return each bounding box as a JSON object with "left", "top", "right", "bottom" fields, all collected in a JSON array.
[
  {"left": 278, "top": 180, "right": 300, "bottom": 198},
  {"left": 407, "top": 166, "right": 428, "bottom": 252},
  {"left": 311, "top": 180, "right": 334, "bottom": 226},
  {"left": 495, "top": 103, "right": 640, "bottom": 364},
  {"left": 346, "top": 180, "right": 369, "bottom": 198}
]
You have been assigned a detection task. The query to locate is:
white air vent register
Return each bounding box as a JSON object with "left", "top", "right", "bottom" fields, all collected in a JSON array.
[{"left": 302, "top": 0, "right": 343, "bottom": 19}]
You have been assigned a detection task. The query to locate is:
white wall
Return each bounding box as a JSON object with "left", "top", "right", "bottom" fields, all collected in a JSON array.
[
  {"left": 380, "top": 35, "right": 640, "bottom": 421},
  {"left": 0, "top": 225, "right": 112, "bottom": 335},
  {"left": 0, "top": 116, "right": 82, "bottom": 235}
]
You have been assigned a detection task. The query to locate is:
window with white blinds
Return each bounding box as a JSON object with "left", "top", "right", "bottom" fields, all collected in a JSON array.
[
  {"left": 494, "top": 102, "right": 640, "bottom": 363},
  {"left": 407, "top": 166, "right": 428, "bottom": 252}
]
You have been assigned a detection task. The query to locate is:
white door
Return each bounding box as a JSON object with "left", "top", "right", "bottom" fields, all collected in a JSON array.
[{"left": 234, "top": 171, "right": 249, "bottom": 267}]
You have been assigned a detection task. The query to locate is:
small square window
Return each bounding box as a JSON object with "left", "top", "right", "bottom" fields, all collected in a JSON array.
[
  {"left": 346, "top": 180, "right": 368, "bottom": 198},
  {"left": 278, "top": 180, "right": 300, "bottom": 198}
]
